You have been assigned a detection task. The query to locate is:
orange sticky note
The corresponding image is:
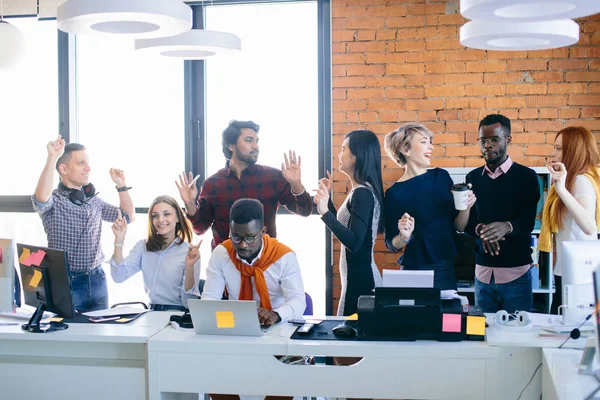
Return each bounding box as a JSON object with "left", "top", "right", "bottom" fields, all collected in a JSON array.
[
  {"left": 442, "top": 313, "right": 462, "bottom": 333},
  {"left": 466, "top": 315, "right": 486, "bottom": 336},
  {"left": 115, "top": 318, "right": 133, "bottom": 323},
  {"left": 29, "top": 269, "right": 42, "bottom": 288},
  {"left": 19, "top": 248, "right": 31, "bottom": 265},
  {"left": 215, "top": 311, "right": 235, "bottom": 328},
  {"left": 346, "top": 313, "right": 358, "bottom": 321},
  {"left": 45, "top": 318, "right": 63, "bottom": 323}
]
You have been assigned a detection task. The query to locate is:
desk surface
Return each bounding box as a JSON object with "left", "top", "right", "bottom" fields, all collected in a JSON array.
[
  {"left": 0, "top": 311, "right": 171, "bottom": 343},
  {"left": 543, "top": 348, "right": 600, "bottom": 400}
]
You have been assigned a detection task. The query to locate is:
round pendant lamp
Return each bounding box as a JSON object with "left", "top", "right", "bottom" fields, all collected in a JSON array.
[
  {"left": 135, "top": 29, "right": 241, "bottom": 59},
  {"left": 0, "top": 20, "right": 26, "bottom": 69},
  {"left": 460, "top": 19, "right": 579, "bottom": 50},
  {"left": 57, "top": 0, "right": 192, "bottom": 38},
  {"left": 461, "top": 0, "right": 600, "bottom": 22}
]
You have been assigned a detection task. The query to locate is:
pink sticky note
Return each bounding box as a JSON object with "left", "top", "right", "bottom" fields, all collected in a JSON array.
[
  {"left": 0, "top": 247, "right": 3, "bottom": 264},
  {"left": 442, "top": 313, "right": 462, "bottom": 333},
  {"left": 28, "top": 250, "right": 46, "bottom": 267}
]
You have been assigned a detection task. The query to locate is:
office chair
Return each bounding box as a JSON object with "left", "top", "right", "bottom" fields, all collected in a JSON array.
[{"left": 303, "top": 292, "right": 313, "bottom": 315}]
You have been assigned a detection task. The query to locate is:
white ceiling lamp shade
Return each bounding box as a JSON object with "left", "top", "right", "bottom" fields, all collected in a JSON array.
[
  {"left": 460, "top": 19, "right": 579, "bottom": 50},
  {"left": 461, "top": 0, "right": 600, "bottom": 22},
  {"left": 0, "top": 20, "right": 26, "bottom": 69},
  {"left": 135, "top": 29, "right": 241, "bottom": 59},
  {"left": 57, "top": 0, "right": 192, "bottom": 38}
]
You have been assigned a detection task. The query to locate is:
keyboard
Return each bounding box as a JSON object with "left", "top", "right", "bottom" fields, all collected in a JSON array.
[{"left": 0, "top": 308, "right": 56, "bottom": 321}]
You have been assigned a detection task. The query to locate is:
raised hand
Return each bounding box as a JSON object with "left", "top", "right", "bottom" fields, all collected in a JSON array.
[
  {"left": 547, "top": 162, "right": 568, "bottom": 194},
  {"left": 175, "top": 171, "right": 199, "bottom": 210},
  {"left": 185, "top": 240, "right": 202, "bottom": 268},
  {"left": 109, "top": 168, "right": 127, "bottom": 187},
  {"left": 313, "top": 180, "right": 330, "bottom": 215},
  {"left": 112, "top": 209, "right": 128, "bottom": 244},
  {"left": 397, "top": 213, "right": 415, "bottom": 240},
  {"left": 319, "top": 170, "right": 332, "bottom": 192},
  {"left": 282, "top": 150, "right": 303, "bottom": 190},
  {"left": 47, "top": 135, "right": 66, "bottom": 159}
]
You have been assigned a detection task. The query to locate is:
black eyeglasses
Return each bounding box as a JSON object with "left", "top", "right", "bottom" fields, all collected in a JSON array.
[
  {"left": 230, "top": 232, "right": 261, "bottom": 244},
  {"left": 477, "top": 136, "right": 505, "bottom": 146}
]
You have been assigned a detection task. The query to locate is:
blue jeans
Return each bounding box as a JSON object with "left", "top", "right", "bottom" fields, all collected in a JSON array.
[
  {"left": 475, "top": 268, "right": 532, "bottom": 313},
  {"left": 71, "top": 265, "right": 108, "bottom": 312}
]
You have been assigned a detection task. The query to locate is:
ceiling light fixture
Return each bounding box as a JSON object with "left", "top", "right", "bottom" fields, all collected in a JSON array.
[
  {"left": 461, "top": 0, "right": 600, "bottom": 22},
  {"left": 460, "top": 19, "right": 580, "bottom": 51},
  {"left": 0, "top": 0, "right": 26, "bottom": 69},
  {"left": 135, "top": 29, "right": 241, "bottom": 59},
  {"left": 57, "top": 0, "right": 192, "bottom": 38}
]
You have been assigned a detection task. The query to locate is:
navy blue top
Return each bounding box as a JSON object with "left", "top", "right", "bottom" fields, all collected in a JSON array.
[
  {"left": 385, "top": 168, "right": 459, "bottom": 269},
  {"left": 465, "top": 163, "right": 540, "bottom": 268}
]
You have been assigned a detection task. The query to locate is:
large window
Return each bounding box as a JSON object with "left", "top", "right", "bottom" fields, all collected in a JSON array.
[
  {"left": 75, "top": 35, "right": 186, "bottom": 304},
  {"left": 202, "top": 2, "right": 325, "bottom": 314},
  {"left": 0, "top": 18, "right": 58, "bottom": 196}
]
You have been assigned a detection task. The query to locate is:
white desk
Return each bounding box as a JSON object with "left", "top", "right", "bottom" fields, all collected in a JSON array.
[
  {"left": 542, "top": 348, "right": 600, "bottom": 400},
  {"left": 0, "top": 311, "right": 171, "bottom": 400},
  {"left": 147, "top": 323, "right": 541, "bottom": 400}
]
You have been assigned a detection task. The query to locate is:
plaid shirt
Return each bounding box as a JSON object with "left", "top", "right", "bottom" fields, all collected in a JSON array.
[
  {"left": 189, "top": 164, "right": 313, "bottom": 249},
  {"left": 32, "top": 188, "right": 128, "bottom": 273}
]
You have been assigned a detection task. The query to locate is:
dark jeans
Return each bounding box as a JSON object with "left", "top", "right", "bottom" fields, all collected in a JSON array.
[
  {"left": 71, "top": 265, "right": 108, "bottom": 312},
  {"left": 550, "top": 275, "right": 562, "bottom": 315},
  {"left": 475, "top": 268, "right": 532, "bottom": 313}
]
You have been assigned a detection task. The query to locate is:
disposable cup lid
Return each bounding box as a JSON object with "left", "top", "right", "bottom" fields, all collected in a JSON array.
[{"left": 452, "top": 183, "right": 469, "bottom": 191}]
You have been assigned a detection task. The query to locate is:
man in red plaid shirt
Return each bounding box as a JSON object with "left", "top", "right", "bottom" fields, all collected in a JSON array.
[{"left": 177, "top": 120, "right": 312, "bottom": 250}]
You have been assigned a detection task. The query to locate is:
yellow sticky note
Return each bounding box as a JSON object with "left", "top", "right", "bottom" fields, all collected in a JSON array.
[
  {"left": 45, "top": 318, "right": 63, "bottom": 323},
  {"left": 466, "top": 315, "right": 486, "bottom": 336},
  {"left": 29, "top": 270, "right": 42, "bottom": 288},
  {"left": 115, "top": 318, "right": 133, "bottom": 323},
  {"left": 19, "top": 248, "right": 31, "bottom": 263},
  {"left": 345, "top": 313, "right": 358, "bottom": 321},
  {"left": 216, "top": 311, "right": 235, "bottom": 328}
]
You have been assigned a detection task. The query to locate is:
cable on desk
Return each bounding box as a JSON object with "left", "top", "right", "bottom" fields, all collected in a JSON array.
[
  {"left": 558, "top": 311, "right": 595, "bottom": 349},
  {"left": 517, "top": 363, "right": 542, "bottom": 400}
]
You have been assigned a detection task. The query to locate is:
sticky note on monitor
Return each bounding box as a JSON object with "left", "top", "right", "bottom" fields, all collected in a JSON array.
[
  {"left": 215, "top": 311, "right": 235, "bottom": 328},
  {"left": 29, "top": 269, "right": 42, "bottom": 288},
  {"left": 19, "top": 248, "right": 31, "bottom": 265},
  {"left": 28, "top": 250, "right": 46, "bottom": 267},
  {"left": 466, "top": 315, "right": 486, "bottom": 336},
  {"left": 442, "top": 313, "right": 462, "bottom": 333}
]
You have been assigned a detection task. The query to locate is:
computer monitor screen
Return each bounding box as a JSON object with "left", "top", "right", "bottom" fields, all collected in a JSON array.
[
  {"left": 17, "top": 243, "right": 74, "bottom": 318},
  {"left": 0, "top": 239, "right": 16, "bottom": 312},
  {"left": 561, "top": 241, "right": 600, "bottom": 323}
]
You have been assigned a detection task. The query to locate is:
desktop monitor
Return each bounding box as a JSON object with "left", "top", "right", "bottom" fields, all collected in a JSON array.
[
  {"left": 0, "top": 238, "right": 16, "bottom": 312},
  {"left": 17, "top": 243, "right": 75, "bottom": 318},
  {"left": 561, "top": 240, "right": 600, "bottom": 324}
]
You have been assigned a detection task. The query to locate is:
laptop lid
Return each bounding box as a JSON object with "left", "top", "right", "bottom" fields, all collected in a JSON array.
[{"left": 188, "top": 299, "right": 263, "bottom": 337}]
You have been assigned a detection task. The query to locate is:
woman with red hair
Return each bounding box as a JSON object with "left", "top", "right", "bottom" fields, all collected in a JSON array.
[{"left": 539, "top": 126, "right": 600, "bottom": 314}]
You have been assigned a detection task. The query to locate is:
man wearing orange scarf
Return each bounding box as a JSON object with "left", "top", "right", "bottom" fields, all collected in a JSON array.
[{"left": 201, "top": 198, "right": 306, "bottom": 326}]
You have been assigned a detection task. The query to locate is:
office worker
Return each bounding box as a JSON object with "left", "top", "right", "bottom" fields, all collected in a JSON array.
[
  {"left": 383, "top": 123, "right": 476, "bottom": 290},
  {"left": 314, "top": 130, "right": 384, "bottom": 316},
  {"left": 539, "top": 126, "right": 600, "bottom": 314},
  {"left": 32, "top": 136, "right": 135, "bottom": 311},
  {"left": 176, "top": 120, "right": 312, "bottom": 250},
  {"left": 110, "top": 195, "right": 201, "bottom": 311},
  {"left": 465, "top": 114, "right": 540, "bottom": 313}
]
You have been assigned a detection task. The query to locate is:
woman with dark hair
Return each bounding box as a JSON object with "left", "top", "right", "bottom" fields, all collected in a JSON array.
[
  {"left": 384, "top": 123, "right": 476, "bottom": 290},
  {"left": 110, "top": 195, "right": 201, "bottom": 311},
  {"left": 314, "top": 130, "right": 384, "bottom": 316},
  {"left": 540, "top": 126, "right": 600, "bottom": 314}
]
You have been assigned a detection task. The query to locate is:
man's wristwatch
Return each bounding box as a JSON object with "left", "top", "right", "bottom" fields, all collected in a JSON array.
[
  {"left": 116, "top": 185, "right": 132, "bottom": 192},
  {"left": 274, "top": 311, "right": 282, "bottom": 323}
]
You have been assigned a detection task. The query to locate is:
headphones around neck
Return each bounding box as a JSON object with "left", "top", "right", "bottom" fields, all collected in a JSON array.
[
  {"left": 493, "top": 310, "right": 533, "bottom": 332},
  {"left": 58, "top": 182, "right": 97, "bottom": 205}
]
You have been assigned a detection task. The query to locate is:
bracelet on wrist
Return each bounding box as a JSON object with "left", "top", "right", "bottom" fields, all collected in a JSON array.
[
  {"left": 116, "top": 185, "right": 132, "bottom": 192},
  {"left": 291, "top": 187, "right": 306, "bottom": 196},
  {"left": 114, "top": 243, "right": 124, "bottom": 247}
]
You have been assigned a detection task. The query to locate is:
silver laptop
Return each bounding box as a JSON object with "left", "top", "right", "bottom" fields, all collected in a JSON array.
[{"left": 188, "top": 299, "right": 263, "bottom": 337}]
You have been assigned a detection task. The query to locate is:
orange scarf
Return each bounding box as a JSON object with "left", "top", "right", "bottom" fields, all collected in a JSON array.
[{"left": 222, "top": 234, "right": 293, "bottom": 310}]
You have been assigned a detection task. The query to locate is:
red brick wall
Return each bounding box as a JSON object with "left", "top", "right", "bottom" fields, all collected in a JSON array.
[{"left": 330, "top": 0, "right": 600, "bottom": 311}]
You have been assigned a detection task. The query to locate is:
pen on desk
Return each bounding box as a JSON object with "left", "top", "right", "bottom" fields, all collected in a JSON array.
[
  {"left": 0, "top": 323, "right": 19, "bottom": 326},
  {"left": 188, "top": 174, "right": 200, "bottom": 188}
]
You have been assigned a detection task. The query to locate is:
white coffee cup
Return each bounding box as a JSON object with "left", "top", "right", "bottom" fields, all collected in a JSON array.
[{"left": 451, "top": 183, "right": 469, "bottom": 211}]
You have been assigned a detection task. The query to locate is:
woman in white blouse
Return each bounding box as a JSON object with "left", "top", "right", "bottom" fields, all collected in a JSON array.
[{"left": 110, "top": 195, "right": 201, "bottom": 311}]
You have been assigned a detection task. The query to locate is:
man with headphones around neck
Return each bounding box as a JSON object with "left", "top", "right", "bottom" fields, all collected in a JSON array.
[{"left": 31, "top": 135, "right": 136, "bottom": 312}]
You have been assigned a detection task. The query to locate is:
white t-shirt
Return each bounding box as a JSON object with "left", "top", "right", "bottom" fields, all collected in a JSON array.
[{"left": 554, "top": 175, "right": 598, "bottom": 276}]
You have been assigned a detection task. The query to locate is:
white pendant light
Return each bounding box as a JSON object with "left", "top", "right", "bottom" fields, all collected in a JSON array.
[
  {"left": 460, "top": 19, "right": 579, "bottom": 50},
  {"left": 135, "top": 29, "right": 241, "bottom": 59},
  {"left": 57, "top": 0, "right": 192, "bottom": 38},
  {"left": 461, "top": 0, "right": 600, "bottom": 22},
  {"left": 0, "top": 0, "right": 26, "bottom": 69}
]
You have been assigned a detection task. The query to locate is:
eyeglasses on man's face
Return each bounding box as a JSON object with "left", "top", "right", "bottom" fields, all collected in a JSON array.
[
  {"left": 477, "top": 136, "right": 505, "bottom": 146},
  {"left": 230, "top": 232, "right": 261, "bottom": 244}
]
